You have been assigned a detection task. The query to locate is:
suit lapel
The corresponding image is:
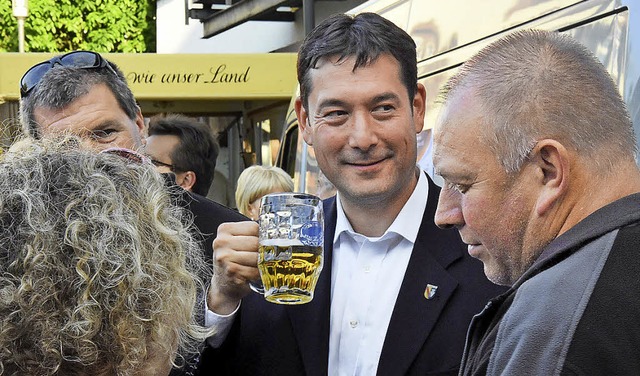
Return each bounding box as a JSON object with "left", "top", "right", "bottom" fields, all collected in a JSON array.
[
  {"left": 286, "top": 197, "right": 337, "bottom": 376},
  {"left": 376, "top": 174, "right": 463, "bottom": 375},
  {"left": 286, "top": 177, "right": 464, "bottom": 376}
]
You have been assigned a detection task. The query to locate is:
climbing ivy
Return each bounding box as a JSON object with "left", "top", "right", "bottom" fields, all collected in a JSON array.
[{"left": 0, "top": 0, "right": 156, "bottom": 52}]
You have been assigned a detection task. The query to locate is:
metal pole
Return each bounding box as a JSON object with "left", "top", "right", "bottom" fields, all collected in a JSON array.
[
  {"left": 303, "top": 0, "right": 314, "bottom": 36},
  {"left": 17, "top": 17, "right": 24, "bottom": 53},
  {"left": 298, "top": 0, "right": 314, "bottom": 191},
  {"left": 12, "top": 0, "right": 28, "bottom": 53}
]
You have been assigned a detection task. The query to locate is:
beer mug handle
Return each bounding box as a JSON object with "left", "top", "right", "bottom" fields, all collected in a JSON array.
[{"left": 250, "top": 217, "right": 265, "bottom": 294}]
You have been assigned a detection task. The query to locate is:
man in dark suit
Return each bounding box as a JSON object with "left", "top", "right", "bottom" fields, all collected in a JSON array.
[
  {"left": 177, "top": 180, "right": 247, "bottom": 264},
  {"left": 200, "top": 13, "right": 505, "bottom": 375}
]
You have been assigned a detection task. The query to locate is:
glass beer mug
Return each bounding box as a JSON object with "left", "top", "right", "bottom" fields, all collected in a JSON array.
[{"left": 251, "top": 192, "right": 324, "bottom": 304}]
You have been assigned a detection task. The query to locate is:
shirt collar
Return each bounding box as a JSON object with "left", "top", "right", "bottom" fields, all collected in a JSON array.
[{"left": 333, "top": 170, "right": 429, "bottom": 244}]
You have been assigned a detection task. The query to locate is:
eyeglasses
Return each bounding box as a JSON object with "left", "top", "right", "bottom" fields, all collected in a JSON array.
[
  {"left": 100, "top": 147, "right": 151, "bottom": 165},
  {"left": 20, "top": 51, "right": 118, "bottom": 98},
  {"left": 149, "top": 158, "right": 175, "bottom": 170}
]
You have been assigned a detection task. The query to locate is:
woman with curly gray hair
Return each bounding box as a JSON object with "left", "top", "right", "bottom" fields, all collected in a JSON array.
[{"left": 0, "top": 137, "right": 213, "bottom": 375}]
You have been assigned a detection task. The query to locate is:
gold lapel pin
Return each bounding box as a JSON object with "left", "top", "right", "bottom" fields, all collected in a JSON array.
[{"left": 424, "top": 284, "right": 438, "bottom": 300}]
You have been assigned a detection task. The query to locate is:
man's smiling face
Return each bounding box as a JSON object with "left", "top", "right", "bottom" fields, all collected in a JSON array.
[{"left": 297, "top": 54, "right": 425, "bottom": 208}]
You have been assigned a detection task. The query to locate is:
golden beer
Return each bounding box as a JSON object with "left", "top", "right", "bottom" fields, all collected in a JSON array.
[{"left": 258, "top": 242, "right": 323, "bottom": 304}]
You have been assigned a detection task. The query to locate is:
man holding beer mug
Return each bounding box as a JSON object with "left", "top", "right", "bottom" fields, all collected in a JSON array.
[{"left": 199, "top": 13, "right": 505, "bottom": 376}]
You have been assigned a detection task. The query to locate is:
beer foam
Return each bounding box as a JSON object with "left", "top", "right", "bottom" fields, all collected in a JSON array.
[{"left": 260, "top": 238, "right": 304, "bottom": 247}]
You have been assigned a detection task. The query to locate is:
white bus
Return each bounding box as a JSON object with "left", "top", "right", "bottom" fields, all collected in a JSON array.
[{"left": 276, "top": 0, "right": 640, "bottom": 196}]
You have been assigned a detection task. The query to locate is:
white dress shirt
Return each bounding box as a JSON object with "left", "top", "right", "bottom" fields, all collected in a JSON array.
[
  {"left": 327, "top": 171, "right": 428, "bottom": 376},
  {"left": 205, "top": 172, "right": 429, "bottom": 375}
]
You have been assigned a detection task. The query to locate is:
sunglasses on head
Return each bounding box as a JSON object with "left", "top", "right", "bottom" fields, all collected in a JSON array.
[{"left": 20, "top": 51, "right": 118, "bottom": 98}]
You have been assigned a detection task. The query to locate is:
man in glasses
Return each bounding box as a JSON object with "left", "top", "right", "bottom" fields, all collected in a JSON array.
[
  {"left": 19, "top": 51, "right": 246, "bottom": 259},
  {"left": 145, "top": 114, "right": 219, "bottom": 198}
]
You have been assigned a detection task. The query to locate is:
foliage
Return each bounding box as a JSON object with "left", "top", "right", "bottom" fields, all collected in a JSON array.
[{"left": 0, "top": 0, "right": 156, "bottom": 52}]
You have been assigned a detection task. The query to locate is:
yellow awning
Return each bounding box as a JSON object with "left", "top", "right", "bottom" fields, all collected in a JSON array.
[{"left": 0, "top": 52, "right": 298, "bottom": 102}]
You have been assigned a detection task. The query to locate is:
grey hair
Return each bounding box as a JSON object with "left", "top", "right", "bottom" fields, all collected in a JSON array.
[
  {"left": 0, "top": 137, "right": 213, "bottom": 375},
  {"left": 20, "top": 60, "right": 138, "bottom": 139},
  {"left": 440, "top": 29, "right": 636, "bottom": 174}
]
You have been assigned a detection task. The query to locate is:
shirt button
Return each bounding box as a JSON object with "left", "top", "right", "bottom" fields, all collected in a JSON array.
[
  {"left": 364, "top": 265, "right": 371, "bottom": 273},
  {"left": 350, "top": 320, "right": 358, "bottom": 328}
]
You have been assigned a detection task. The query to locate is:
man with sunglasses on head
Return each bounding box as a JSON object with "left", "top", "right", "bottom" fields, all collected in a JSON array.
[
  {"left": 20, "top": 51, "right": 144, "bottom": 150},
  {"left": 18, "top": 52, "right": 247, "bottom": 374},
  {"left": 19, "top": 51, "right": 245, "bottom": 260}
]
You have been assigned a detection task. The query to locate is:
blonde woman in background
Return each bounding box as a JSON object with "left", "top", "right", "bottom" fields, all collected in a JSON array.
[
  {"left": 235, "top": 165, "right": 295, "bottom": 220},
  {"left": 0, "top": 137, "right": 213, "bottom": 376}
]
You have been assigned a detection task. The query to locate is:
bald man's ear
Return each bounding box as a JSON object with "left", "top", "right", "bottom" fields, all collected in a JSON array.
[
  {"left": 532, "top": 140, "right": 569, "bottom": 216},
  {"left": 176, "top": 171, "right": 196, "bottom": 192}
]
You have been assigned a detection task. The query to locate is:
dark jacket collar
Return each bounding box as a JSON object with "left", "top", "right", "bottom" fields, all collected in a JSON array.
[{"left": 515, "top": 193, "right": 640, "bottom": 288}]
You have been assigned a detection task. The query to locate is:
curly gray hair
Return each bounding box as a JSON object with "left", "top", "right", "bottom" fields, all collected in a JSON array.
[{"left": 0, "top": 137, "right": 213, "bottom": 375}]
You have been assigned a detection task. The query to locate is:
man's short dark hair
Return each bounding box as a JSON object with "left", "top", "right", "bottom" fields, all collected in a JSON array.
[
  {"left": 297, "top": 12, "right": 418, "bottom": 110},
  {"left": 20, "top": 55, "right": 138, "bottom": 139},
  {"left": 148, "top": 114, "right": 219, "bottom": 196}
]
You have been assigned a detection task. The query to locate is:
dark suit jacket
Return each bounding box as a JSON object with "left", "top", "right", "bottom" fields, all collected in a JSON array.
[
  {"left": 180, "top": 189, "right": 248, "bottom": 264},
  {"left": 197, "top": 174, "right": 505, "bottom": 375},
  {"left": 169, "top": 185, "right": 248, "bottom": 376},
  {"left": 162, "top": 173, "right": 248, "bottom": 264}
]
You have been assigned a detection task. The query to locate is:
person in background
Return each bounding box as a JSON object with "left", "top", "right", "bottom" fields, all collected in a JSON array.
[
  {"left": 198, "top": 12, "right": 505, "bottom": 375},
  {"left": 235, "top": 165, "right": 295, "bottom": 220},
  {"left": 18, "top": 51, "right": 247, "bottom": 266},
  {"left": 433, "top": 29, "right": 640, "bottom": 375},
  {"left": 145, "top": 114, "right": 219, "bottom": 197},
  {"left": 0, "top": 137, "right": 212, "bottom": 375}
]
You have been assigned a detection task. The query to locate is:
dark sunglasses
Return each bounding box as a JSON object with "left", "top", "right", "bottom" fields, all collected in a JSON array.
[{"left": 20, "top": 51, "right": 118, "bottom": 98}]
